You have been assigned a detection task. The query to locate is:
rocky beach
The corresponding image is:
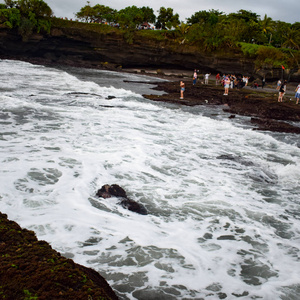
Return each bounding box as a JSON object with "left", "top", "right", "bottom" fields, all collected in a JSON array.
[{"left": 128, "top": 70, "right": 300, "bottom": 134}]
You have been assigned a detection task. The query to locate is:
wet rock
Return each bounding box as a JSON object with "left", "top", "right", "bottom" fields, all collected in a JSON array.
[
  {"left": 106, "top": 95, "right": 116, "bottom": 100},
  {"left": 143, "top": 81, "right": 300, "bottom": 133},
  {"left": 217, "top": 235, "right": 236, "bottom": 240},
  {"left": 120, "top": 198, "right": 148, "bottom": 215},
  {"left": 218, "top": 292, "right": 228, "bottom": 299},
  {"left": 203, "top": 233, "right": 213, "bottom": 239},
  {"left": 251, "top": 118, "right": 300, "bottom": 133},
  {"left": 96, "top": 184, "right": 148, "bottom": 215},
  {"left": 0, "top": 212, "right": 118, "bottom": 300},
  {"left": 232, "top": 291, "right": 249, "bottom": 297}
]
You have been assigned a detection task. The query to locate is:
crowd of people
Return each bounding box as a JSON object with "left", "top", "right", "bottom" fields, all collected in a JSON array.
[{"left": 180, "top": 70, "right": 300, "bottom": 105}]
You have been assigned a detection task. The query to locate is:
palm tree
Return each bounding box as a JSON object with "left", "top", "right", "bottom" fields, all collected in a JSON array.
[
  {"left": 260, "top": 14, "right": 273, "bottom": 44},
  {"left": 175, "top": 22, "right": 190, "bottom": 44},
  {"left": 282, "top": 28, "right": 300, "bottom": 50}
]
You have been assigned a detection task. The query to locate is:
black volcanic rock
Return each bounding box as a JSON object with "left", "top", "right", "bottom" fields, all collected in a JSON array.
[
  {"left": 0, "top": 212, "right": 118, "bottom": 300},
  {"left": 96, "top": 184, "right": 148, "bottom": 215},
  {"left": 251, "top": 117, "right": 300, "bottom": 133},
  {"left": 143, "top": 81, "right": 300, "bottom": 133}
]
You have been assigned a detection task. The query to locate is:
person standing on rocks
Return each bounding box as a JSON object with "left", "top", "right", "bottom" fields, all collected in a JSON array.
[
  {"left": 278, "top": 80, "right": 287, "bottom": 102},
  {"left": 262, "top": 77, "right": 266, "bottom": 89},
  {"left": 180, "top": 81, "right": 185, "bottom": 99},
  {"left": 295, "top": 83, "right": 300, "bottom": 104},
  {"left": 204, "top": 73, "right": 211, "bottom": 84},
  {"left": 223, "top": 76, "right": 230, "bottom": 95},
  {"left": 276, "top": 79, "right": 281, "bottom": 90},
  {"left": 193, "top": 70, "right": 198, "bottom": 85},
  {"left": 216, "top": 73, "right": 220, "bottom": 85}
]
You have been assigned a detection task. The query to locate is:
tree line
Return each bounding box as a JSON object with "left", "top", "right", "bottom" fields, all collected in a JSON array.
[
  {"left": 75, "top": 2, "right": 299, "bottom": 50},
  {"left": 72, "top": 1, "right": 300, "bottom": 71}
]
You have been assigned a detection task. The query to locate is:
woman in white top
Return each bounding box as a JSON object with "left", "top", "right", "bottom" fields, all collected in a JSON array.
[
  {"left": 223, "top": 77, "right": 230, "bottom": 95},
  {"left": 276, "top": 79, "right": 281, "bottom": 90}
]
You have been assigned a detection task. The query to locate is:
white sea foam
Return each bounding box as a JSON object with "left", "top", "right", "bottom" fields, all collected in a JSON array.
[{"left": 1, "top": 59, "right": 300, "bottom": 299}]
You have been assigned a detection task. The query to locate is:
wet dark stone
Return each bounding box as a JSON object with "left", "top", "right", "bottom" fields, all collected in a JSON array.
[
  {"left": 106, "top": 95, "right": 116, "bottom": 100},
  {"left": 143, "top": 81, "right": 300, "bottom": 134},
  {"left": 232, "top": 291, "right": 249, "bottom": 297},
  {"left": 218, "top": 292, "right": 228, "bottom": 299},
  {"left": 96, "top": 184, "right": 148, "bottom": 215},
  {"left": 203, "top": 233, "right": 213, "bottom": 239},
  {"left": 0, "top": 212, "right": 118, "bottom": 300},
  {"left": 217, "top": 235, "right": 236, "bottom": 240}
]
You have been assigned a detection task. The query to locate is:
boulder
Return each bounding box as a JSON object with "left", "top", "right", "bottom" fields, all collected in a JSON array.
[{"left": 96, "top": 184, "right": 148, "bottom": 215}]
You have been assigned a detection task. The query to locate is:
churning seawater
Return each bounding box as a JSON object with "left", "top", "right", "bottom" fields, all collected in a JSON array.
[{"left": 1, "top": 59, "right": 300, "bottom": 300}]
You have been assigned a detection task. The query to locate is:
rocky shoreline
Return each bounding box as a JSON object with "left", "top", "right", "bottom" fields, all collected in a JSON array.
[
  {"left": 137, "top": 72, "right": 300, "bottom": 134},
  {"left": 0, "top": 212, "right": 118, "bottom": 300}
]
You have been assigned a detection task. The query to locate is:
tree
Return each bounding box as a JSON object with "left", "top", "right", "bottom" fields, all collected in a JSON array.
[
  {"left": 140, "top": 6, "right": 155, "bottom": 23},
  {"left": 0, "top": 0, "right": 53, "bottom": 40},
  {"left": 116, "top": 6, "right": 144, "bottom": 29},
  {"left": 0, "top": 7, "right": 20, "bottom": 28},
  {"left": 4, "top": 0, "right": 17, "bottom": 8},
  {"left": 282, "top": 28, "right": 300, "bottom": 50},
  {"left": 91, "top": 4, "right": 116, "bottom": 23},
  {"left": 155, "top": 7, "right": 180, "bottom": 30},
  {"left": 175, "top": 22, "right": 190, "bottom": 43},
  {"left": 16, "top": 0, "right": 53, "bottom": 18},
  {"left": 75, "top": 1, "right": 95, "bottom": 22},
  {"left": 187, "top": 9, "right": 223, "bottom": 26},
  {"left": 260, "top": 14, "right": 274, "bottom": 44},
  {"left": 226, "top": 10, "right": 261, "bottom": 43},
  {"left": 229, "top": 9, "right": 259, "bottom": 23}
]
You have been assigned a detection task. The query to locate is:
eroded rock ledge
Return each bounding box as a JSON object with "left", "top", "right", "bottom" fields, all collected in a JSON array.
[
  {"left": 142, "top": 80, "right": 300, "bottom": 134},
  {"left": 0, "top": 212, "right": 118, "bottom": 300}
]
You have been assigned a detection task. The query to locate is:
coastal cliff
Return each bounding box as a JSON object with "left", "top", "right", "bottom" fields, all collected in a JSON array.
[{"left": 0, "top": 24, "right": 264, "bottom": 76}]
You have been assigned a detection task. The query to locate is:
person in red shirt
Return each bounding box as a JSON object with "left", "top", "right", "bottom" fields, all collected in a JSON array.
[{"left": 216, "top": 73, "right": 220, "bottom": 85}]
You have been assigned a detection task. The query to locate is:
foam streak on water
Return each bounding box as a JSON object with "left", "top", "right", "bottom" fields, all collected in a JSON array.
[{"left": 1, "top": 60, "right": 300, "bottom": 300}]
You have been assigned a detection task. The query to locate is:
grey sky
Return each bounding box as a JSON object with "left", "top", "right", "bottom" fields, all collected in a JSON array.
[{"left": 0, "top": 0, "right": 299, "bottom": 23}]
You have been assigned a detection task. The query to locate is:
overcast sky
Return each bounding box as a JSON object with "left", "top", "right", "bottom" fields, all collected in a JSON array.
[{"left": 1, "top": 0, "right": 299, "bottom": 24}]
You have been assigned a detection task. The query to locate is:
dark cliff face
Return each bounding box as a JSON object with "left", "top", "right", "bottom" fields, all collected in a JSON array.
[
  {"left": 0, "top": 26, "right": 256, "bottom": 75},
  {"left": 1, "top": 26, "right": 298, "bottom": 81}
]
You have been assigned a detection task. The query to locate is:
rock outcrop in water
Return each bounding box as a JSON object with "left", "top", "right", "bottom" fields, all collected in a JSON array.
[
  {"left": 0, "top": 212, "right": 118, "bottom": 300},
  {"left": 96, "top": 184, "right": 148, "bottom": 215}
]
